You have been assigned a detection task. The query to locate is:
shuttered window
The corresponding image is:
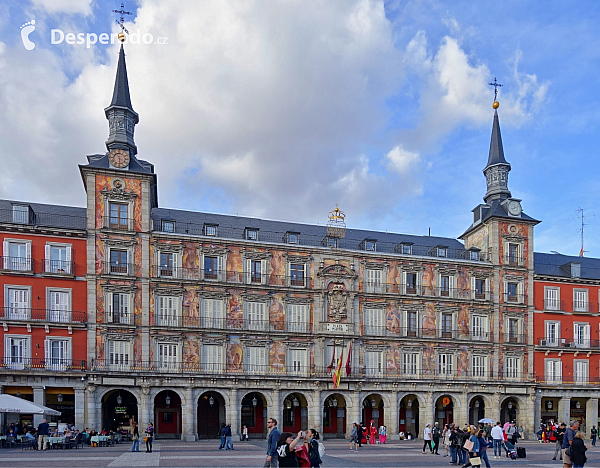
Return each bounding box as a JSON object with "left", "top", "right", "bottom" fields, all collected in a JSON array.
[
  {"left": 7, "top": 287, "right": 29, "bottom": 320},
  {"left": 364, "top": 308, "right": 384, "bottom": 336},
  {"left": 402, "top": 353, "right": 418, "bottom": 376},
  {"left": 202, "top": 344, "right": 224, "bottom": 373},
  {"left": 201, "top": 298, "right": 224, "bottom": 328},
  {"left": 288, "top": 348, "right": 307, "bottom": 375},
  {"left": 437, "top": 353, "right": 453, "bottom": 376},
  {"left": 48, "top": 290, "right": 70, "bottom": 322},
  {"left": 246, "top": 346, "right": 266, "bottom": 374},
  {"left": 246, "top": 301, "right": 266, "bottom": 331},
  {"left": 471, "top": 355, "right": 486, "bottom": 377},
  {"left": 3, "top": 241, "right": 31, "bottom": 271},
  {"left": 156, "top": 296, "right": 180, "bottom": 327},
  {"left": 366, "top": 269, "right": 382, "bottom": 293},
  {"left": 158, "top": 343, "right": 180, "bottom": 370},
  {"left": 471, "top": 315, "right": 487, "bottom": 341},
  {"left": 4, "top": 336, "right": 30, "bottom": 369},
  {"left": 45, "top": 339, "right": 70, "bottom": 370},
  {"left": 109, "top": 341, "right": 132, "bottom": 370},
  {"left": 287, "top": 303, "right": 308, "bottom": 333},
  {"left": 545, "top": 359, "right": 561, "bottom": 383},
  {"left": 365, "top": 350, "right": 383, "bottom": 376},
  {"left": 574, "top": 360, "right": 589, "bottom": 383}
]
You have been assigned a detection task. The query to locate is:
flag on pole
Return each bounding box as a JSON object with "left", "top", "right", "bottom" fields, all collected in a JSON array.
[
  {"left": 332, "top": 353, "right": 344, "bottom": 389},
  {"left": 326, "top": 346, "right": 336, "bottom": 373},
  {"left": 579, "top": 247, "right": 584, "bottom": 257},
  {"left": 345, "top": 343, "right": 352, "bottom": 377}
]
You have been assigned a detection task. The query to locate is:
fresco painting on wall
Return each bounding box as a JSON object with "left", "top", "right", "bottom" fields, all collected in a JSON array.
[
  {"left": 228, "top": 291, "right": 243, "bottom": 328},
  {"left": 270, "top": 340, "right": 285, "bottom": 372},
  {"left": 182, "top": 242, "right": 198, "bottom": 271},
  {"left": 182, "top": 337, "right": 199, "bottom": 369},
  {"left": 226, "top": 246, "right": 243, "bottom": 282},
  {"left": 458, "top": 304, "right": 470, "bottom": 337},
  {"left": 95, "top": 235, "right": 104, "bottom": 274},
  {"left": 422, "top": 344, "right": 435, "bottom": 375},
  {"left": 457, "top": 267, "right": 470, "bottom": 299},
  {"left": 386, "top": 346, "right": 401, "bottom": 375},
  {"left": 422, "top": 264, "right": 436, "bottom": 296},
  {"left": 422, "top": 303, "right": 436, "bottom": 337},
  {"left": 269, "top": 251, "right": 285, "bottom": 286},
  {"left": 387, "top": 262, "right": 401, "bottom": 294},
  {"left": 227, "top": 337, "right": 243, "bottom": 372},
  {"left": 270, "top": 295, "right": 285, "bottom": 331},
  {"left": 458, "top": 346, "right": 469, "bottom": 376},
  {"left": 386, "top": 302, "right": 401, "bottom": 335},
  {"left": 183, "top": 287, "right": 200, "bottom": 321}
]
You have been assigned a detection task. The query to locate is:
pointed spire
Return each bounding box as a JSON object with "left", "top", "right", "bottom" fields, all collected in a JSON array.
[
  {"left": 110, "top": 44, "right": 134, "bottom": 111},
  {"left": 483, "top": 103, "right": 511, "bottom": 204},
  {"left": 105, "top": 44, "right": 139, "bottom": 155}
]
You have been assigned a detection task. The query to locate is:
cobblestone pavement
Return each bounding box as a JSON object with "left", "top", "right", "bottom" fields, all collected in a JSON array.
[{"left": 1, "top": 439, "right": 599, "bottom": 467}]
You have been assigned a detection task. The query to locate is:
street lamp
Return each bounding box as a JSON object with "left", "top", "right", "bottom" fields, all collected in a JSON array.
[
  {"left": 576, "top": 401, "right": 581, "bottom": 409},
  {"left": 293, "top": 397, "right": 300, "bottom": 408},
  {"left": 57, "top": 393, "right": 64, "bottom": 403},
  {"left": 371, "top": 399, "right": 376, "bottom": 408},
  {"left": 165, "top": 393, "right": 171, "bottom": 407},
  {"left": 407, "top": 399, "right": 413, "bottom": 408},
  {"left": 252, "top": 396, "right": 258, "bottom": 407},
  {"left": 209, "top": 395, "right": 215, "bottom": 407},
  {"left": 285, "top": 399, "right": 292, "bottom": 409},
  {"left": 507, "top": 401, "right": 513, "bottom": 410},
  {"left": 116, "top": 393, "right": 123, "bottom": 405},
  {"left": 474, "top": 400, "right": 480, "bottom": 408}
]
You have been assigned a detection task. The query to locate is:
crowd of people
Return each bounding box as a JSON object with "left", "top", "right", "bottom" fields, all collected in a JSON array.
[{"left": 347, "top": 421, "right": 388, "bottom": 451}]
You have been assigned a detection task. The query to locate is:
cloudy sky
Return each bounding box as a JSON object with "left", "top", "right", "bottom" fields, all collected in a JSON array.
[{"left": 0, "top": 0, "right": 598, "bottom": 255}]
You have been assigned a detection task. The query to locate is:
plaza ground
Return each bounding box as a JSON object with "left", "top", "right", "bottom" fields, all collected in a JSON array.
[{"left": 1, "top": 439, "right": 599, "bottom": 467}]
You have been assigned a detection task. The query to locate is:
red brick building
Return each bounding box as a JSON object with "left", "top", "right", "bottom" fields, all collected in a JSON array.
[
  {"left": 0, "top": 200, "right": 87, "bottom": 430},
  {"left": 533, "top": 252, "right": 600, "bottom": 433}
]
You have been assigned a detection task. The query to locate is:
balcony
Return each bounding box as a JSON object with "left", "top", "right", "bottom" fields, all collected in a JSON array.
[
  {"left": 504, "top": 334, "right": 526, "bottom": 344},
  {"left": 535, "top": 374, "right": 600, "bottom": 385},
  {"left": 42, "top": 259, "right": 75, "bottom": 276},
  {"left": 544, "top": 299, "right": 566, "bottom": 312},
  {"left": 504, "top": 255, "right": 524, "bottom": 267},
  {"left": 1, "top": 357, "right": 86, "bottom": 371},
  {"left": 0, "top": 256, "right": 34, "bottom": 274},
  {"left": 504, "top": 293, "right": 527, "bottom": 304},
  {"left": 152, "top": 265, "right": 200, "bottom": 281},
  {"left": 99, "top": 261, "right": 139, "bottom": 277},
  {"left": 102, "top": 216, "right": 134, "bottom": 231},
  {"left": 0, "top": 307, "right": 86, "bottom": 323},
  {"left": 358, "top": 325, "right": 491, "bottom": 341},
  {"left": 106, "top": 312, "right": 133, "bottom": 326},
  {"left": 537, "top": 337, "right": 600, "bottom": 349},
  {"left": 572, "top": 301, "right": 596, "bottom": 314}
]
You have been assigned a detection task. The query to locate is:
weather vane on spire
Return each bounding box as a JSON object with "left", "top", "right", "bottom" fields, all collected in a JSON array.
[
  {"left": 488, "top": 77, "right": 503, "bottom": 107},
  {"left": 112, "top": 3, "right": 132, "bottom": 41}
]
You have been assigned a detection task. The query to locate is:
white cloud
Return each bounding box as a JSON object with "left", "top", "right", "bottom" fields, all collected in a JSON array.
[
  {"left": 386, "top": 145, "right": 420, "bottom": 175},
  {"left": 30, "top": 0, "right": 93, "bottom": 16}
]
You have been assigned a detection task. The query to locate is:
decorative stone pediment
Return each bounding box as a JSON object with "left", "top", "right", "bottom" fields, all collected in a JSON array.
[
  {"left": 152, "top": 285, "right": 185, "bottom": 296},
  {"left": 101, "top": 331, "right": 135, "bottom": 341},
  {"left": 242, "top": 249, "right": 270, "bottom": 260},
  {"left": 504, "top": 274, "right": 524, "bottom": 282},
  {"left": 284, "top": 253, "right": 312, "bottom": 263},
  {"left": 199, "top": 336, "right": 227, "bottom": 345},
  {"left": 241, "top": 293, "right": 270, "bottom": 303},
  {"left": 101, "top": 187, "right": 137, "bottom": 202},
  {"left": 317, "top": 261, "right": 357, "bottom": 280},
  {"left": 284, "top": 295, "right": 312, "bottom": 305},
  {"left": 240, "top": 338, "right": 271, "bottom": 346},
  {"left": 363, "top": 344, "right": 388, "bottom": 351},
  {"left": 150, "top": 331, "right": 185, "bottom": 342},
  {"left": 152, "top": 240, "right": 183, "bottom": 253},
  {"left": 402, "top": 263, "right": 424, "bottom": 272},
  {"left": 102, "top": 283, "right": 137, "bottom": 293},
  {"left": 472, "top": 270, "right": 492, "bottom": 279},
  {"left": 362, "top": 301, "right": 386, "bottom": 309},
  {"left": 197, "top": 290, "right": 228, "bottom": 300},
  {"left": 436, "top": 305, "right": 459, "bottom": 315},
  {"left": 437, "top": 266, "right": 458, "bottom": 276},
  {"left": 102, "top": 237, "right": 137, "bottom": 248},
  {"left": 502, "top": 234, "right": 526, "bottom": 242},
  {"left": 362, "top": 261, "right": 389, "bottom": 270},
  {"left": 199, "top": 246, "right": 229, "bottom": 256},
  {"left": 284, "top": 340, "right": 312, "bottom": 348}
]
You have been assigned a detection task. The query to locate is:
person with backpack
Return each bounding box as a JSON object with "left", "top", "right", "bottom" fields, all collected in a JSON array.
[{"left": 305, "top": 429, "right": 323, "bottom": 467}]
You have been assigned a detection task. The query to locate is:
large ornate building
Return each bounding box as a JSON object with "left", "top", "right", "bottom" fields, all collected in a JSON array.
[{"left": 4, "top": 43, "right": 593, "bottom": 439}]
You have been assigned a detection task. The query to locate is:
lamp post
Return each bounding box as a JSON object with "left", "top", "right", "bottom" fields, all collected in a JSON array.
[
  {"left": 57, "top": 393, "right": 64, "bottom": 403},
  {"left": 332, "top": 398, "right": 338, "bottom": 408},
  {"left": 371, "top": 399, "right": 376, "bottom": 408},
  {"left": 252, "top": 396, "right": 258, "bottom": 407},
  {"left": 165, "top": 393, "right": 171, "bottom": 407},
  {"left": 293, "top": 396, "right": 300, "bottom": 408},
  {"left": 209, "top": 395, "right": 215, "bottom": 407},
  {"left": 116, "top": 393, "right": 123, "bottom": 405}
]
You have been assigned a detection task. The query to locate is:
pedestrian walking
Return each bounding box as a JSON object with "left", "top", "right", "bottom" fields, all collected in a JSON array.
[
  {"left": 242, "top": 425, "right": 249, "bottom": 441},
  {"left": 224, "top": 422, "right": 235, "bottom": 450},
  {"left": 490, "top": 421, "right": 503, "bottom": 459},
  {"left": 305, "top": 429, "right": 322, "bottom": 467},
  {"left": 571, "top": 431, "right": 588, "bottom": 468},
  {"left": 37, "top": 418, "right": 50, "bottom": 451},
  {"left": 477, "top": 429, "right": 491, "bottom": 468},
  {"left": 349, "top": 422, "right": 359, "bottom": 452},
  {"left": 357, "top": 422, "right": 364, "bottom": 447},
  {"left": 264, "top": 417, "right": 280, "bottom": 468},
  {"left": 590, "top": 426, "right": 597, "bottom": 446},
  {"left": 442, "top": 424, "right": 451, "bottom": 457},
  {"left": 562, "top": 420, "right": 580, "bottom": 468},
  {"left": 553, "top": 422, "right": 566, "bottom": 461},
  {"left": 423, "top": 423, "right": 433, "bottom": 454},
  {"left": 276, "top": 431, "right": 303, "bottom": 467},
  {"left": 145, "top": 422, "right": 153, "bottom": 453},
  {"left": 130, "top": 422, "right": 140, "bottom": 452},
  {"left": 432, "top": 422, "right": 441, "bottom": 454},
  {"left": 462, "top": 426, "right": 481, "bottom": 468},
  {"left": 219, "top": 423, "right": 226, "bottom": 449}
]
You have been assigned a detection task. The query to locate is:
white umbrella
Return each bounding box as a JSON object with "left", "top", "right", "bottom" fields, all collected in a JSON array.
[
  {"left": 0, "top": 394, "right": 60, "bottom": 415},
  {"left": 479, "top": 418, "right": 496, "bottom": 424}
]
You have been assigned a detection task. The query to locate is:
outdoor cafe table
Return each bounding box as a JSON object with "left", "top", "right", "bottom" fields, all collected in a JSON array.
[
  {"left": 48, "top": 437, "right": 65, "bottom": 448},
  {"left": 90, "top": 435, "right": 109, "bottom": 447}
]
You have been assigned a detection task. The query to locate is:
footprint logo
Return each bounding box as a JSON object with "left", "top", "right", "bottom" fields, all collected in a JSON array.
[{"left": 20, "top": 20, "right": 36, "bottom": 51}]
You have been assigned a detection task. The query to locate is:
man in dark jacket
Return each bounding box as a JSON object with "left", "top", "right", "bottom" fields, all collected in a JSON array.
[
  {"left": 552, "top": 423, "right": 565, "bottom": 461},
  {"left": 37, "top": 419, "right": 50, "bottom": 451},
  {"left": 432, "top": 422, "right": 441, "bottom": 454},
  {"left": 357, "top": 422, "right": 364, "bottom": 447},
  {"left": 224, "top": 423, "right": 235, "bottom": 450},
  {"left": 264, "top": 417, "right": 280, "bottom": 468}
]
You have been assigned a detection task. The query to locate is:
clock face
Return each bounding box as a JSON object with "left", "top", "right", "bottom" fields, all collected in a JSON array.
[
  {"left": 108, "top": 149, "right": 130, "bottom": 169},
  {"left": 508, "top": 200, "right": 522, "bottom": 216}
]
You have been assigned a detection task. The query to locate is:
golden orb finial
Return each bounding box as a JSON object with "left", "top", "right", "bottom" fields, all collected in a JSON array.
[
  {"left": 492, "top": 101, "right": 500, "bottom": 109},
  {"left": 118, "top": 32, "right": 126, "bottom": 42}
]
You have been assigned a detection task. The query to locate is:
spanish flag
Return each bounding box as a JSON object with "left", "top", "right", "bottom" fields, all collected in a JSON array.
[
  {"left": 579, "top": 247, "right": 584, "bottom": 257},
  {"left": 332, "top": 353, "right": 344, "bottom": 389}
]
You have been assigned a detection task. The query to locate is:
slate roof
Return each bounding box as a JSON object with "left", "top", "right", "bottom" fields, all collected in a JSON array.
[
  {"left": 534, "top": 252, "right": 600, "bottom": 280},
  {"left": 82, "top": 153, "right": 155, "bottom": 174},
  {"left": 0, "top": 199, "right": 86, "bottom": 230},
  {"left": 485, "top": 109, "right": 509, "bottom": 169},
  {"left": 108, "top": 44, "right": 136, "bottom": 114},
  {"left": 151, "top": 207, "right": 475, "bottom": 258}
]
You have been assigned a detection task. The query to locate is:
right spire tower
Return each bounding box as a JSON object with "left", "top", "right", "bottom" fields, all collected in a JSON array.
[{"left": 483, "top": 100, "right": 512, "bottom": 204}]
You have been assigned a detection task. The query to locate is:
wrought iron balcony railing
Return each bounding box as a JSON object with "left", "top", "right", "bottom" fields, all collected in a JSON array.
[
  {"left": 42, "top": 259, "right": 75, "bottom": 276},
  {"left": 0, "top": 256, "right": 34, "bottom": 272},
  {"left": 102, "top": 216, "right": 134, "bottom": 231},
  {"left": 1, "top": 357, "right": 86, "bottom": 371},
  {"left": 98, "top": 261, "right": 140, "bottom": 277},
  {"left": 0, "top": 307, "right": 86, "bottom": 323},
  {"left": 537, "top": 337, "right": 600, "bottom": 349}
]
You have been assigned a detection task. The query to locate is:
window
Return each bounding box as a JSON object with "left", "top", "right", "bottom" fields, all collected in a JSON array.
[
  {"left": 5, "top": 287, "right": 30, "bottom": 320},
  {"left": 107, "top": 293, "right": 132, "bottom": 325},
  {"left": 245, "top": 228, "right": 259, "bottom": 241},
  {"left": 544, "top": 287, "right": 560, "bottom": 310},
  {"left": 405, "top": 311, "right": 418, "bottom": 337},
  {"left": 364, "top": 308, "right": 385, "bottom": 336},
  {"left": 2, "top": 240, "right": 31, "bottom": 271},
  {"left": 574, "top": 323, "right": 590, "bottom": 348},
  {"left": 474, "top": 278, "right": 486, "bottom": 300},
  {"left": 469, "top": 250, "right": 480, "bottom": 261},
  {"left": 109, "top": 249, "right": 129, "bottom": 275},
  {"left": 506, "top": 282, "right": 519, "bottom": 302},
  {"left": 12, "top": 205, "right": 29, "bottom": 224},
  {"left": 158, "top": 343, "right": 179, "bottom": 370},
  {"left": 202, "top": 344, "right": 224, "bottom": 373},
  {"left": 437, "top": 353, "right": 453, "bottom": 376},
  {"left": 507, "top": 318, "right": 519, "bottom": 343},
  {"left": 402, "top": 353, "right": 418, "bottom": 376},
  {"left": 246, "top": 301, "right": 267, "bottom": 331},
  {"left": 440, "top": 313, "right": 454, "bottom": 338},
  {"left": 156, "top": 296, "right": 180, "bottom": 327},
  {"left": 471, "top": 355, "right": 487, "bottom": 378},
  {"left": 159, "top": 252, "right": 175, "bottom": 277},
  {"left": 108, "top": 202, "right": 128, "bottom": 230},
  {"left": 440, "top": 276, "right": 450, "bottom": 297},
  {"left": 288, "top": 348, "right": 307, "bottom": 375},
  {"left": 287, "top": 303, "right": 308, "bottom": 333},
  {"left": 574, "top": 360, "right": 589, "bottom": 384},
  {"left": 507, "top": 243, "right": 520, "bottom": 265},
  {"left": 45, "top": 243, "right": 72, "bottom": 274},
  {"left": 545, "top": 359, "right": 561, "bottom": 383},
  {"left": 505, "top": 357, "right": 520, "bottom": 379},
  {"left": 48, "top": 289, "right": 70, "bottom": 322},
  {"left": 544, "top": 321, "right": 560, "bottom": 346},
  {"left": 364, "top": 350, "right": 383, "bottom": 376},
  {"left": 289, "top": 263, "right": 305, "bottom": 287},
  {"left": 45, "top": 338, "right": 70, "bottom": 371},
  {"left": 246, "top": 346, "right": 266, "bottom": 374},
  {"left": 400, "top": 243, "right": 412, "bottom": 255},
  {"left": 204, "top": 256, "right": 219, "bottom": 280},
  {"left": 363, "top": 239, "right": 376, "bottom": 252},
  {"left": 471, "top": 315, "right": 487, "bottom": 341},
  {"left": 325, "top": 237, "right": 338, "bottom": 248},
  {"left": 437, "top": 247, "right": 447, "bottom": 258},
  {"left": 4, "top": 335, "right": 30, "bottom": 369},
  {"left": 406, "top": 273, "right": 418, "bottom": 295},
  {"left": 246, "top": 259, "right": 266, "bottom": 284},
  {"left": 108, "top": 340, "right": 132, "bottom": 370},
  {"left": 161, "top": 220, "right": 175, "bottom": 233},
  {"left": 574, "top": 290, "right": 589, "bottom": 312},
  {"left": 201, "top": 298, "right": 224, "bottom": 328},
  {"left": 285, "top": 232, "right": 299, "bottom": 244},
  {"left": 365, "top": 269, "right": 382, "bottom": 294},
  {"left": 204, "top": 224, "right": 218, "bottom": 236}
]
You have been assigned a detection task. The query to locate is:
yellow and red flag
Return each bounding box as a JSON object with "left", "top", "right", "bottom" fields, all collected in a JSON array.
[{"left": 332, "top": 352, "right": 344, "bottom": 389}]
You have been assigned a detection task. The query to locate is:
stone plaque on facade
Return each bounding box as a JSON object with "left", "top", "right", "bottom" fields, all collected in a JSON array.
[
  {"left": 327, "top": 323, "right": 349, "bottom": 332},
  {"left": 104, "top": 377, "right": 135, "bottom": 386}
]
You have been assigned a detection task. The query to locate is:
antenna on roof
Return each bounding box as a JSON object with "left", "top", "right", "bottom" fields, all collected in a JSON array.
[
  {"left": 428, "top": 227, "right": 431, "bottom": 236},
  {"left": 574, "top": 208, "right": 594, "bottom": 257},
  {"left": 550, "top": 250, "right": 563, "bottom": 255}
]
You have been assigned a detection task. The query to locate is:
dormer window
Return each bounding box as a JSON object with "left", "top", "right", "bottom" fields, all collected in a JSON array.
[
  {"left": 361, "top": 239, "right": 377, "bottom": 252},
  {"left": 12, "top": 205, "right": 30, "bottom": 224},
  {"left": 204, "top": 224, "right": 218, "bottom": 237},
  {"left": 324, "top": 237, "right": 338, "bottom": 248},
  {"left": 468, "top": 249, "right": 480, "bottom": 261},
  {"left": 161, "top": 220, "right": 175, "bottom": 233},
  {"left": 245, "top": 228, "right": 259, "bottom": 241},
  {"left": 571, "top": 263, "right": 581, "bottom": 278},
  {"left": 437, "top": 246, "right": 447, "bottom": 258},
  {"left": 395, "top": 242, "right": 413, "bottom": 255},
  {"left": 285, "top": 232, "right": 299, "bottom": 244}
]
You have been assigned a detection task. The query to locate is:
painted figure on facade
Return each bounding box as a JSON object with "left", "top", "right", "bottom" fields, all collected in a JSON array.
[
  {"left": 386, "top": 302, "right": 401, "bottom": 335},
  {"left": 226, "top": 246, "right": 243, "bottom": 282},
  {"left": 269, "top": 340, "right": 285, "bottom": 372},
  {"left": 269, "top": 295, "right": 285, "bottom": 331},
  {"left": 269, "top": 251, "right": 285, "bottom": 286},
  {"left": 182, "top": 338, "right": 199, "bottom": 369},
  {"left": 422, "top": 264, "right": 435, "bottom": 296},
  {"left": 422, "top": 302, "right": 436, "bottom": 337},
  {"left": 228, "top": 292, "right": 243, "bottom": 328},
  {"left": 457, "top": 267, "right": 470, "bottom": 299},
  {"left": 458, "top": 304, "right": 470, "bottom": 337},
  {"left": 386, "top": 346, "right": 401, "bottom": 375},
  {"left": 227, "top": 339, "right": 243, "bottom": 372}
]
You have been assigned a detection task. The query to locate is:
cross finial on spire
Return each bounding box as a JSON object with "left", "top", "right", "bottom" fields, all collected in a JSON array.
[
  {"left": 112, "top": 2, "right": 132, "bottom": 35},
  {"left": 488, "top": 77, "right": 503, "bottom": 102}
]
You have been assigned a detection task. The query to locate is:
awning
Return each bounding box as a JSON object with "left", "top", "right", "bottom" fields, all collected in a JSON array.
[{"left": 0, "top": 394, "right": 61, "bottom": 415}]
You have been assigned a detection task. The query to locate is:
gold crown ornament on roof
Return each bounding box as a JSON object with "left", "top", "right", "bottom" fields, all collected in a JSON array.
[{"left": 327, "top": 204, "right": 346, "bottom": 238}]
